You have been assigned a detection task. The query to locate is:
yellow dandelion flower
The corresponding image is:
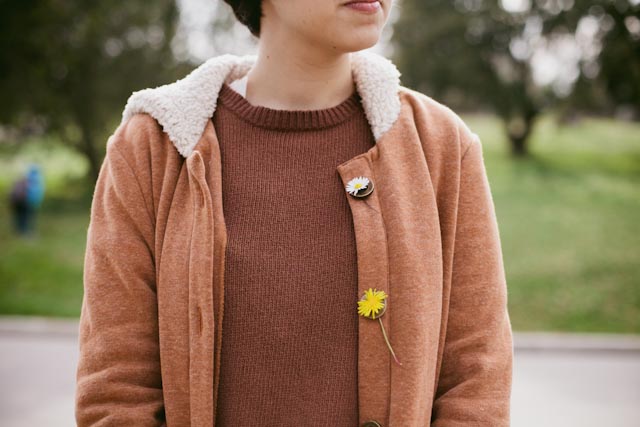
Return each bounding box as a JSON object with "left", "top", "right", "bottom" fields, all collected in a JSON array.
[
  {"left": 357, "top": 288, "right": 387, "bottom": 319},
  {"left": 357, "top": 287, "right": 402, "bottom": 366}
]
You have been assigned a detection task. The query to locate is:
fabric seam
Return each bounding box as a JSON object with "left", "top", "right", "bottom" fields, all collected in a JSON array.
[{"left": 111, "top": 144, "right": 156, "bottom": 237}]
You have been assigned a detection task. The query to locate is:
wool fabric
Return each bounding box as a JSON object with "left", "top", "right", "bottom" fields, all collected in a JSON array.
[
  {"left": 212, "top": 81, "right": 375, "bottom": 426},
  {"left": 75, "top": 54, "right": 514, "bottom": 426}
]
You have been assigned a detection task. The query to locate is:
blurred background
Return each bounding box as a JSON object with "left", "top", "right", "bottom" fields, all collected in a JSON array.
[{"left": 0, "top": 0, "right": 638, "bottom": 426}]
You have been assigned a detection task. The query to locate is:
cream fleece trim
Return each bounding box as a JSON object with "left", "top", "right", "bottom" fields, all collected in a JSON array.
[{"left": 121, "top": 50, "right": 402, "bottom": 158}]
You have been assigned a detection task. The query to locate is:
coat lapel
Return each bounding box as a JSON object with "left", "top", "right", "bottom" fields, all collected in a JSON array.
[
  {"left": 184, "top": 120, "right": 231, "bottom": 425},
  {"left": 353, "top": 96, "right": 449, "bottom": 425},
  {"left": 185, "top": 144, "right": 216, "bottom": 425},
  {"left": 337, "top": 143, "right": 392, "bottom": 425},
  {"left": 198, "top": 121, "right": 228, "bottom": 423}
]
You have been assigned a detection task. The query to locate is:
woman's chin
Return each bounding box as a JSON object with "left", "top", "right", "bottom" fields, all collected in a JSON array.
[{"left": 330, "top": 30, "right": 383, "bottom": 53}]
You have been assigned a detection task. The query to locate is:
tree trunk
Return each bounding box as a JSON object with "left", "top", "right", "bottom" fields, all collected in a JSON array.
[
  {"left": 506, "top": 114, "right": 535, "bottom": 157},
  {"left": 510, "top": 134, "right": 528, "bottom": 156},
  {"left": 79, "top": 122, "right": 101, "bottom": 183}
]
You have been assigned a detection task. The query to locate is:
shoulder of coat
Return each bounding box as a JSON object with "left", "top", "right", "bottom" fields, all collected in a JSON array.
[
  {"left": 398, "top": 85, "right": 481, "bottom": 157},
  {"left": 107, "top": 111, "right": 184, "bottom": 178}
]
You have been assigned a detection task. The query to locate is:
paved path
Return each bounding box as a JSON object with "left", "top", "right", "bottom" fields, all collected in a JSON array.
[{"left": 1, "top": 317, "right": 639, "bottom": 426}]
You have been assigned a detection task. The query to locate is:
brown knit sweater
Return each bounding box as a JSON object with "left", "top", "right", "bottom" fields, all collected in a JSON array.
[{"left": 212, "top": 82, "right": 375, "bottom": 426}]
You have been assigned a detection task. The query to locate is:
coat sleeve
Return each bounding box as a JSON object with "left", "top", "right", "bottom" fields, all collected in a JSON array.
[
  {"left": 431, "top": 131, "right": 514, "bottom": 426},
  {"left": 75, "top": 128, "right": 166, "bottom": 426}
]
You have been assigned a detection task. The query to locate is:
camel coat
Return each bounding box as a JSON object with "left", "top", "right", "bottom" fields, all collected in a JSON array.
[{"left": 75, "top": 50, "right": 513, "bottom": 427}]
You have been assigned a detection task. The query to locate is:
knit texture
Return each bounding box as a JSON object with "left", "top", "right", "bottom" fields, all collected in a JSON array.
[
  {"left": 212, "top": 82, "right": 375, "bottom": 426},
  {"left": 76, "top": 84, "right": 514, "bottom": 427}
]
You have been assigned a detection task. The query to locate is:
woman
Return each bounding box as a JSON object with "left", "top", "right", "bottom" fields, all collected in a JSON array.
[{"left": 75, "top": 1, "right": 513, "bottom": 426}]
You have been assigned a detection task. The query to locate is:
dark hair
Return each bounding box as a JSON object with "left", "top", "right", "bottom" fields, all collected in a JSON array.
[{"left": 223, "top": 0, "right": 263, "bottom": 38}]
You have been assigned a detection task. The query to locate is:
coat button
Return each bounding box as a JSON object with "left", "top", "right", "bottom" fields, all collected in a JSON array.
[
  {"left": 345, "top": 176, "right": 374, "bottom": 198},
  {"left": 361, "top": 421, "right": 382, "bottom": 427}
]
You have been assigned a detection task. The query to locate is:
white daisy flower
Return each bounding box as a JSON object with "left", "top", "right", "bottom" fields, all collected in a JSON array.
[{"left": 345, "top": 176, "right": 370, "bottom": 196}]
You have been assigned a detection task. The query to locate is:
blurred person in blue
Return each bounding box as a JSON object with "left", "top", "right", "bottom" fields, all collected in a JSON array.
[{"left": 9, "top": 163, "right": 45, "bottom": 236}]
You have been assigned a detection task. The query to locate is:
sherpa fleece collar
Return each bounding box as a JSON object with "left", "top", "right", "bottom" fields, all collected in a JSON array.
[{"left": 121, "top": 50, "right": 402, "bottom": 158}]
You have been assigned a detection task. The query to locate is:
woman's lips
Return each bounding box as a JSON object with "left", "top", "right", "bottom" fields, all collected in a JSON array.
[{"left": 343, "top": 0, "right": 381, "bottom": 14}]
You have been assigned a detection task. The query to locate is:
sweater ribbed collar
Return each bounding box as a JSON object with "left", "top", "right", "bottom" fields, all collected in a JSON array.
[{"left": 218, "top": 82, "right": 362, "bottom": 131}]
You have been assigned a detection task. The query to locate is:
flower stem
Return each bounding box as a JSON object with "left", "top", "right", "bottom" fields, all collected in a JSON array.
[{"left": 378, "top": 318, "right": 402, "bottom": 366}]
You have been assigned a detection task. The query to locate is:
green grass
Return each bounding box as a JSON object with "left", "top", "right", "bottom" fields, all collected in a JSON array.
[
  {"left": 0, "top": 113, "right": 639, "bottom": 332},
  {"left": 0, "top": 139, "right": 91, "bottom": 318},
  {"left": 461, "top": 112, "right": 640, "bottom": 333}
]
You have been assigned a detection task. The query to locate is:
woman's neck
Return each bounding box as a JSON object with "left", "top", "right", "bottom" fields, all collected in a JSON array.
[{"left": 242, "top": 43, "right": 357, "bottom": 112}]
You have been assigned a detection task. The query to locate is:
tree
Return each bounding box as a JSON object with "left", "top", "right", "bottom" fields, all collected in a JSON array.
[
  {"left": 393, "top": 0, "right": 557, "bottom": 156},
  {"left": 0, "top": 0, "right": 182, "bottom": 181},
  {"left": 548, "top": 0, "right": 640, "bottom": 119},
  {"left": 392, "top": 0, "right": 640, "bottom": 156}
]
